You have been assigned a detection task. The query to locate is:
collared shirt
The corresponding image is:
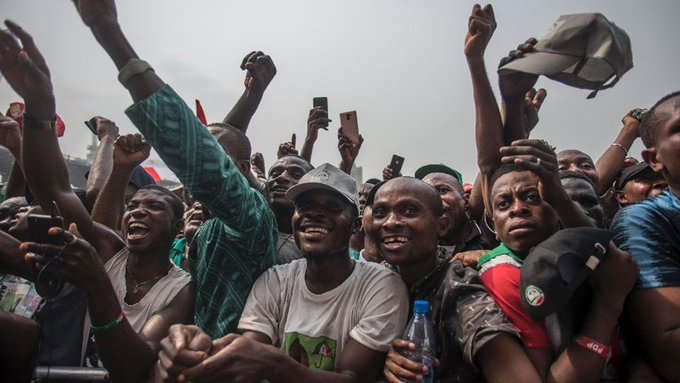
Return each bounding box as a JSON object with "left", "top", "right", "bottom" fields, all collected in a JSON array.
[
  {"left": 407, "top": 255, "right": 518, "bottom": 382},
  {"left": 126, "top": 85, "right": 277, "bottom": 338}
]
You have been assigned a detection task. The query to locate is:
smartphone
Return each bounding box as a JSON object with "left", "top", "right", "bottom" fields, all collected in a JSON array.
[
  {"left": 28, "top": 214, "right": 64, "bottom": 245},
  {"left": 84, "top": 119, "right": 97, "bottom": 135},
  {"left": 389, "top": 155, "right": 405, "bottom": 175},
  {"left": 340, "top": 111, "right": 360, "bottom": 145},
  {"left": 313, "top": 97, "right": 328, "bottom": 111}
]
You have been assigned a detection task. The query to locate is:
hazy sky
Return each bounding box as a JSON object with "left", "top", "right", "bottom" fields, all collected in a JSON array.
[{"left": 2, "top": 0, "right": 680, "bottom": 183}]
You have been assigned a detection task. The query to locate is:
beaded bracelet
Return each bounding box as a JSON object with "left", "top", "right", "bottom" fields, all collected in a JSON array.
[
  {"left": 574, "top": 335, "right": 610, "bottom": 358},
  {"left": 90, "top": 311, "right": 126, "bottom": 334}
]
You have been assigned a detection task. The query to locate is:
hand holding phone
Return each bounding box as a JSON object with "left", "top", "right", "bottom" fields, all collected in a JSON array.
[
  {"left": 339, "top": 111, "right": 360, "bottom": 145},
  {"left": 389, "top": 155, "right": 405, "bottom": 176}
]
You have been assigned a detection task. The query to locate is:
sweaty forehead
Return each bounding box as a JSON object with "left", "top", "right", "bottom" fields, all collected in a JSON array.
[{"left": 130, "top": 188, "right": 169, "bottom": 204}]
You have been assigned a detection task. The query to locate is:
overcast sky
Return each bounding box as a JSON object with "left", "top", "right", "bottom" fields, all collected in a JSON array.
[{"left": 2, "top": 0, "right": 679, "bottom": 183}]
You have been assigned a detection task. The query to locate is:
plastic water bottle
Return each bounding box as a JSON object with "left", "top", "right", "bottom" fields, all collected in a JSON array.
[{"left": 400, "top": 300, "right": 435, "bottom": 383}]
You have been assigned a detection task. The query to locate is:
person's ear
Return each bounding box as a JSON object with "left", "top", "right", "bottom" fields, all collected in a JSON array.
[
  {"left": 238, "top": 160, "right": 251, "bottom": 177},
  {"left": 351, "top": 215, "right": 362, "bottom": 234},
  {"left": 614, "top": 190, "right": 628, "bottom": 205},
  {"left": 642, "top": 148, "right": 663, "bottom": 173},
  {"left": 436, "top": 214, "right": 451, "bottom": 239}
]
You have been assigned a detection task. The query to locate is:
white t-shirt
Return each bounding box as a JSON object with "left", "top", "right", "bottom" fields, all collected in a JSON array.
[{"left": 238, "top": 258, "right": 409, "bottom": 371}]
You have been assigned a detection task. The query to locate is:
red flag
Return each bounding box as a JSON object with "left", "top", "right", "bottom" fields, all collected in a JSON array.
[
  {"left": 6, "top": 101, "right": 65, "bottom": 137},
  {"left": 143, "top": 167, "right": 162, "bottom": 183},
  {"left": 195, "top": 99, "right": 207, "bottom": 125}
]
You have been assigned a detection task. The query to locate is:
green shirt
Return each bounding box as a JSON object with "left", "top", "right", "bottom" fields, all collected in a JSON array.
[{"left": 126, "top": 85, "right": 277, "bottom": 338}]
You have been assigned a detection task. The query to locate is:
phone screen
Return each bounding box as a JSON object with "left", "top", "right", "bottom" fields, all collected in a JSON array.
[{"left": 313, "top": 97, "right": 328, "bottom": 111}]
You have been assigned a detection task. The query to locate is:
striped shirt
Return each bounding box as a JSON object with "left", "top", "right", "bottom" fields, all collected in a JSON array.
[{"left": 126, "top": 85, "right": 277, "bottom": 338}]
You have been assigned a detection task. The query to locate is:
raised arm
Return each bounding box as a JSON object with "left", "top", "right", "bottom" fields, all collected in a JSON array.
[
  {"left": 498, "top": 39, "right": 540, "bottom": 144},
  {"left": 91, "top": 133, "right": 150, "bottom": 231},
  {"left": 84, "top": 116, "right": 119, "bottom": 206},
  {"left": 465, "top": 4, "right": 502, "bottom": 177},
  {"left": 593, "top": 109, "right": 643, "bottom": 195},
  {"left": 0, "top": 21, "right": 107, "bottom": 249},
  {"left": 73, "top": 1, "right": 273, "bottom": 231},
  {"left": 22, "top": 225, "right": 193, "bottom": 382},
  {"left": 222, "top": 51, "right": 276, "bottom": 132},
  {"left": 337, "top": 127, "right": 363, "bottom": 175},
  {"left": 300, "top": 107, "right": 331, "bottom": 163}
]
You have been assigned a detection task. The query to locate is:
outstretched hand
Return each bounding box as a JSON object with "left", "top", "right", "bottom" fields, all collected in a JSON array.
[
  {"left": 71, "top": 0, "right": 118, "bottom": 28},
  {"left": 240, "top": 51, "right": 277, "bottom": 96},
  {"left": 113, "top": 133, "right": 151, "bottom": 169},
  {"left": 498, "top": 38, "right": 539, "bottom": 101},
  {"left": 0, "top": 21, "right": 54, "bottom": 120},
  {"left": 464, "top": 4, "right": 497, "bottom": 59},
  {"left": 522, "top": 88, "right": 547, "bottom": 136}
]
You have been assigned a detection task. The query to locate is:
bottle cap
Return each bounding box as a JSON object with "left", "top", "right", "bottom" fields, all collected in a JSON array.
[{"left": 413, "top": 300, "right": 429, "bottom": 315}]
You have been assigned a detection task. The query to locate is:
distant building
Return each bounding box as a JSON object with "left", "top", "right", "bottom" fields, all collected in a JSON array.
[{"left": 350, "top": 163, "right": 363, "bottom": 184}]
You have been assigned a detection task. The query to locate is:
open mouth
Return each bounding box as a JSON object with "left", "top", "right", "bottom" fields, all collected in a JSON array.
[
  {"left": 301, "top": 226, "right": 329, "bottom": 238},
  {"left": 382, "top": 235, "right": 410, "bottom": 250},
  {"left": 127, "top": 222, "right": 150, "bottom": 241}
]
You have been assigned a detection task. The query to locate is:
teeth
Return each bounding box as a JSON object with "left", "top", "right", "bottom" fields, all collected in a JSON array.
[
  {"left": 384, "top": 236, "right": 409, "bottom": 244},
  {"left": 129, "top": 222, "right": 149, "bottom": 230},
  {"left": 304, "top": 227, "right": 329, "bottom": 234}
]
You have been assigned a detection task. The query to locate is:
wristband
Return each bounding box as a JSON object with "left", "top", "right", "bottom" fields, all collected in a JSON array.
[
  {"left": 610, "top": 143, "right": 628, "bottom": 155},
  {"left": 574, "top": 335, "right": 610, "bottom": 358},
  {"left": 23, "top": 113, "right": 56, "bottom": 131},
  {"left": 90, "top": 311, "right": 126, "bottom": 334},
  {"left": 118, "top": 59, "right": 154, "bottom": 86}
]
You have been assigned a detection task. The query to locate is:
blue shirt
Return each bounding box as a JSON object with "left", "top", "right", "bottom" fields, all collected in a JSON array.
[{"left": 611, "top": 189, "right": 680, "bottom": 290}]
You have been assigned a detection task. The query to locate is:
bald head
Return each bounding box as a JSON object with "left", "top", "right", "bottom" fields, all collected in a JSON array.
[{"left": 377, "top": 177, "right": 443, "bottom": 216}]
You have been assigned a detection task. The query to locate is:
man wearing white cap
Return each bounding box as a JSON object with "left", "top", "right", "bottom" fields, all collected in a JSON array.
[{"left": 158, "top": 163, "right": 409, "bottom": 382}]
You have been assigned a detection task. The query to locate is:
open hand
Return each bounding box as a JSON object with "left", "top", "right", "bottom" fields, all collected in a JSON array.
[
  {"left": 522, "top": 88, "right": 547, "bottom": 136},
  {"left": 113, "top": 133, "right": 151, "bottom": 169},
  {"left": 240, "top": 51, "right": 276, "bottom": 96},
  {"left": 463, "top": 4, "right": 497, "bottom": 59},
  {"left": 0, "top": 21, "right": 54, "bottom": 120}
]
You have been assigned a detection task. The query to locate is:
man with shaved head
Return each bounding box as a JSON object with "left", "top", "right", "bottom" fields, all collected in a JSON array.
[{"left": 369, "top": 177, "right": 538, "bottom": 382}]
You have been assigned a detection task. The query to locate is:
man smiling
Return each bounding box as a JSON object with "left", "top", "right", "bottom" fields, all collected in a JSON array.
[{"left": 158, "top": 163, "right": 408, "bottom": 382}]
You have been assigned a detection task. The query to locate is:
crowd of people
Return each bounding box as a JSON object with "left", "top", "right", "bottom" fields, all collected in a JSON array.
[{"left": 0, "top": 1, "right": 678, "bottom": 382}]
